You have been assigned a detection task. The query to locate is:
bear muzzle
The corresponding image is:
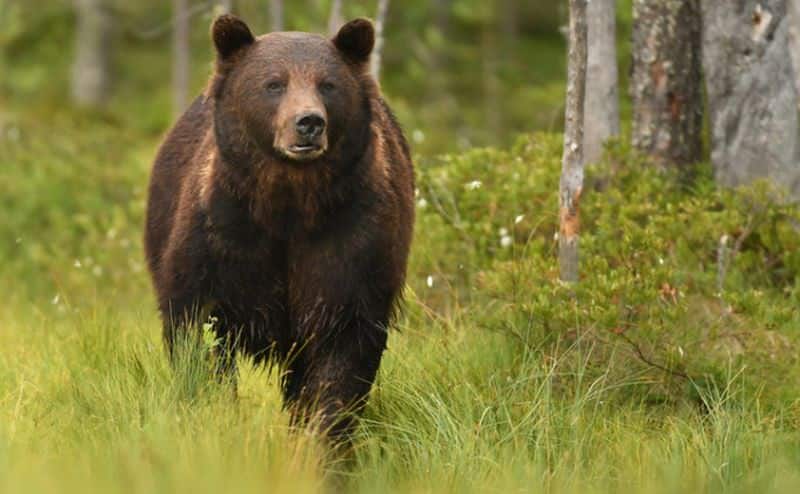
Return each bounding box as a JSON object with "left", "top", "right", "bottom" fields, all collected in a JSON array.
[{"left": 275, "top": 111, "right": 329, "bottom": 162}]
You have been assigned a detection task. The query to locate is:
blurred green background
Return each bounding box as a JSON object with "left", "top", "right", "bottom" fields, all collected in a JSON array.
[{"left": 0, "top": 0, "right": 633, "bottom": 155}]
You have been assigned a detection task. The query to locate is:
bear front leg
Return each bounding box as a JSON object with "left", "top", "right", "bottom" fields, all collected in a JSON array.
[
  {"left": 285, "top": 313, "right": 389, "bottom": 441},
  {"left": 286, "top": 227, "right": 406, "bottom": 441}
]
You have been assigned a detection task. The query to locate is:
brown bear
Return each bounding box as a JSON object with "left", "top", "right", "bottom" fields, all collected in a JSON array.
[{"left": 144, "top": 15, "right": 414, "bottom": 439}]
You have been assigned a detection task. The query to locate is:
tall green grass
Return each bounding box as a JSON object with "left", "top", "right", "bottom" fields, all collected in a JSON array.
[
  {"left": 2, "top": 114, "right": 800, "bottom": 492},
  {"left": 2, "top": 294, "right": 800, "bottom": 493}
]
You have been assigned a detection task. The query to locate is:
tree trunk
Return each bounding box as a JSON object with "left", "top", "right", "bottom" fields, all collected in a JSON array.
[
  {"left": 584, "top": 0, "right": 619, "bottom": 163},
  {"left": 789, "top": 0, "right": 800, "bottom": 104},
  {"left": 433, "top": 0, "right": 450, "bottom": 38},
  {"left": 630, "top": 0, "right": 703, "bottom": 166},
  {"left": 501, "top": 0, "right": 518, "bottom": 41},
  {"left": 431, "top": 0, "right": 451, "bottom": 72},
  {"left": 371, "top": 0, "right": 389, "bottom": 81},
  {"left": 270, "top": 0, "right": 284, "bottom": 32},
  {"left": 328, "top": 0, "right": 344, "bottom": 35},
  {"left": 71, "top": 0, "right": 113, "bottom": 109},
  {"left": 702, "top": 1, "right": 800, "bottom": 199},
  {"left": 559, "top": 0, "right": 588, "bottom": 284},
  {"left": 219, "top": 0, "right": 234, "bottom": 14},
  {"left": 483, "top": 26, "right": 501, "bottom": 141},
  {"left": 172, "top": 0, "right": 190, "bottom": 119}
]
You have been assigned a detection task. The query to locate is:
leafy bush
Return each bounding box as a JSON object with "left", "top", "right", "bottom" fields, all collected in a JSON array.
[{"left": 412, "top": 133, "right": 800, "bottom": 408}]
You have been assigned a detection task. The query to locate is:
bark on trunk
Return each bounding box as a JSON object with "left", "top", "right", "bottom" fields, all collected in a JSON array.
[
  {"left": 702, "top": 0, "right": 800, "bottom": 199},
  {"left": 630, "top": 0, "right": 703, "bottom": 166},
  {"left": 371, "top": 0, "right": 390, "bottom": 81},
  {"left": 434, "top": 0, "right": 450, "bottom": 38},
  {"left": 584, "top": 0, "right": 619, "bottom": 163},
  {"left": 270, "top": 0, "right": 284, "bottom": 32},
  {"left": 71, "top": 0, "right": 113, "bottom": 108},
  {"left": 219, "top": 0, "right": 233, "bottom": 14},
  {"left": 172, "top": 0, "right": 190, "bottom": 119},
  {"left": 788, "top": 0, "right": 800, "bottom": 104},
  {"left": 501, "top": 0, "right": 518, "bottom": 41},
  {"left": 328, "top": 0, "right": 344, "bottom": 35},
  {"left": 559, "top": 0, "right": 588, "bottom": 284},
  {"left": 431, "top": 0, "right": 451, "bottom": 70},
  {"left": 483, "top": 25, "right": 501, "bottom": 140}
]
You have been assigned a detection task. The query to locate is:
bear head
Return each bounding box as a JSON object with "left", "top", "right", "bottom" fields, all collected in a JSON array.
[{"left": 209, "top": 15, "right": 376, "bottom": 169}]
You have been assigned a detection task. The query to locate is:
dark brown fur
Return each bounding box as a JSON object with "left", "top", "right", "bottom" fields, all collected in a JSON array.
[{"left": 144, "top": 16, "right": 414, "bottom": 439}]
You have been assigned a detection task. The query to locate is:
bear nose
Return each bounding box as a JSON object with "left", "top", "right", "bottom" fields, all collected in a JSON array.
[{"left": 295, "top": 113, "right": 326, "bottom": 139}]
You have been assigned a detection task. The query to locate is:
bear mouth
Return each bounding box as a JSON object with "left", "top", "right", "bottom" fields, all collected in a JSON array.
[{"left": 284, "top": 144, "right": 326, "bottom": 161}]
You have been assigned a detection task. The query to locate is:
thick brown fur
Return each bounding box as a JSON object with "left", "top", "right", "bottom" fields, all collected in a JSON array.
[{"left": 144, "top": 16, "right": 414, "bottom": 439}]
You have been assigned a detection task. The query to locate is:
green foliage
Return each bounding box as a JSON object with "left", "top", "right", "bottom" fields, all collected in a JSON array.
[{"left": 413, "top": 134, "right": 800, "bottom": 407}]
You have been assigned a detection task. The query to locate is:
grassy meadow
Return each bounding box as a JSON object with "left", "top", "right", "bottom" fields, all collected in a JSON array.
[{"left": 3, "top": 2, "right": 800, "bottom": 493}]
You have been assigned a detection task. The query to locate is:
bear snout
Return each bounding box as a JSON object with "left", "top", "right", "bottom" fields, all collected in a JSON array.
[
  {"left": 295, "top": 112, "right": 326, "bottom": 140},
  {"left": 274, "top": 106, "right": 329, "bottom": 162}
]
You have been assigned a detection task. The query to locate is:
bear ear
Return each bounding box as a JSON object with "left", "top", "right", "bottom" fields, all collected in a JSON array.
[
  {"left": 212, "top": 14, "right": 255, "bottom": 60},
  {"left": 332, "top": 18, "right": 375, "bottom": 63}
]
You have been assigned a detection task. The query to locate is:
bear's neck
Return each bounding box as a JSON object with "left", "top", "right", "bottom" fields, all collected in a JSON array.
[{"left": 206, "top": 142, "right": 373, "bottom": 236}]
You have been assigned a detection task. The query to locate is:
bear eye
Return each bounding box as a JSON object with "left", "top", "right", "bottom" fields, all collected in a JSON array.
[
  {"left": 266, "top": 81, "right": 286, "bottom": 94},
  {"left": 319, "top": 81, "right": 336, "bottom": 94}
]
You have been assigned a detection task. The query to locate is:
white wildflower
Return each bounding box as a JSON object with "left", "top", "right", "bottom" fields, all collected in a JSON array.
[
  {"left": 500, "top": 235, "right": 513, "bottom": 248},
  {"left": 426, "top": 275, "right": 434, "bottom": 288},
  {"left": 465, "top": 180, "right": 482, "bottom": 191},
  {"left": 515, "top": 215, "right": 525, "bottom": 225}
]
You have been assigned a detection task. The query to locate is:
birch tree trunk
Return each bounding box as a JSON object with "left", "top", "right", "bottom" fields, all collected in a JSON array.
[
  {"left": 433, "top": 0, "right": 450, "bottom": 39},
  {"left": 270, "top": 0, "right": 284, "bottom": 32},
  {"left": 501, "top": 0, "right": 518, "bottom": 41},
  {"left": 702, "top": 1, "right": 800, "bottom": 199},
  {"left": 584, "top": 0, "right": 619, "bottom": 163},
  {"left": 172, "top": 0, "right": 190, "bottom": 119},
  {"left": 71, "top": 0, "right": 113, "bottom": 108},
  {"left": 371, "top": 0, "right": 390, "bottom": 81},
  {"left": 788, "top": 0, "right": 800, "bottom": 104},
  {"left": 328, "top": 0, "right": 344, "bottom": 35},
  {"left": 483, "top": 21, "right": 501, "bottom": 140},
  {"left": 559, "top": 0, "right": 588, "bottom": 284},
  {"left": 219, "top": 0, "right": 233, "bottom": 14},
  {"left": 432, "top": 0, "right": 451, "bottom": 70},
  {"left": 630, "top": 0, "right": 703, "bottom": 166}
]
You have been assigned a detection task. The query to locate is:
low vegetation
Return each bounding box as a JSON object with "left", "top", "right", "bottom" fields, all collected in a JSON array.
[{"left": 2, "top": 114, "right": 799, "bottom": 492}]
